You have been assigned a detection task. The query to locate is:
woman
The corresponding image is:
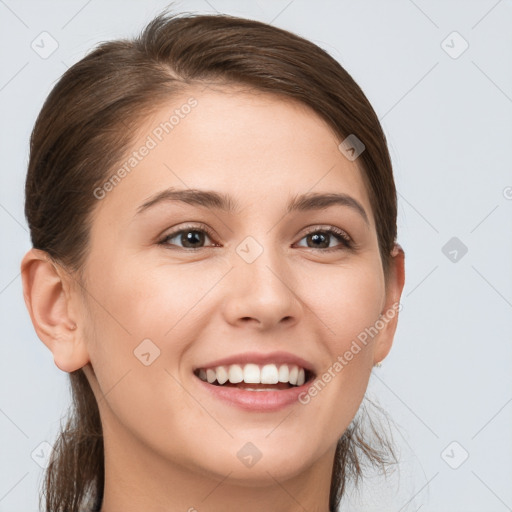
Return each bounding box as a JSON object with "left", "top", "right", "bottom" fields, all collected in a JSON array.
[{"left": 21, "top": 10, "right": 405, "bottom": 512}]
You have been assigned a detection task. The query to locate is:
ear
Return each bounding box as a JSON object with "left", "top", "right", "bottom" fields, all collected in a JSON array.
[
  {"left": 373, "top": 243, "right": 406, "bottom": 365},
  {"left": 20, "top": 248, "right": 90, "bottom": 373}
]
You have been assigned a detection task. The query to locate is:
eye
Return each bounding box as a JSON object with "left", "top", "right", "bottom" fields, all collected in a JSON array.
[
  {"left": 295, "top": 226, "right": 354, "bottom": 252},
  {"left": 157, "top": 223, "right": 217, "bottom": 250},
  {"left": 157, "top": 224, "right": 354, "bottom": 252}
]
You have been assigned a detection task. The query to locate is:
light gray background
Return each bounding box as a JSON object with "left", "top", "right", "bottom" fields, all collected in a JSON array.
[{"left": 1, "top": 1, "right": 511, "bottom": 511}]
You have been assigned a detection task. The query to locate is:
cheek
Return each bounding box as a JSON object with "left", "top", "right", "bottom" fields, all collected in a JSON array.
[
  {"left": 294, "top": 265, "right": 383, "bottom": 436},
  {"left": 83, "top": 256, "right": 217, "bottom": 397},
  {"left": 88, "top": 254, "right": 195, "bottom": 337},
  {"left": 311, "top": 259, "right": 384, "bottom": 353},
  {"left": 81, "top": 263, "right": 205, "bottom": 444}
]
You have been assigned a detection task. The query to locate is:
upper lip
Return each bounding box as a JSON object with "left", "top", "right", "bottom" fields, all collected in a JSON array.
[{"left": 194, "top": 351, "right": 316, "bottom": 376}]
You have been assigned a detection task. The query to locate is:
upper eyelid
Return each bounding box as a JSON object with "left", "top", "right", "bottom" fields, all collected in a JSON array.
[{"left": 302, "top": 224, "right": 350, "bottom": 237}]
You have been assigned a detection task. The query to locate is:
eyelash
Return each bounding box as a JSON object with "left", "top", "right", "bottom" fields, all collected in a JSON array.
[{"left": 157, "top": 223, "right": 354, "bottom": 253}]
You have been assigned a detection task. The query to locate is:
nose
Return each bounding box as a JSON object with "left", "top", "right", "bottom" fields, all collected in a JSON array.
[{"left": 220, "top": 240, "right": 302, "bottom": 331}]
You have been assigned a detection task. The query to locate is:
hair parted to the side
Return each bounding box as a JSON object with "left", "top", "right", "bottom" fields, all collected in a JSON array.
[{"left": 25, "top": 9, "right": 399, "bottom": 512}]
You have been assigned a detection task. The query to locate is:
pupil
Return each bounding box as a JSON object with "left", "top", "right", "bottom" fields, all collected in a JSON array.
[
  {"left": 310, "top": 232, "right": 328, "bottom": 248},
  {"left": 183, "top": 230, "right": 204, "bottom": 248}
]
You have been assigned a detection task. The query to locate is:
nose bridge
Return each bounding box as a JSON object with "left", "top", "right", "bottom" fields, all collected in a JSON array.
[
  {"left": 224, "top": 232, "right": 300, "bottom": 326},
  {"left": 236, "top": 232, "right": 288, "bottom": 286}
]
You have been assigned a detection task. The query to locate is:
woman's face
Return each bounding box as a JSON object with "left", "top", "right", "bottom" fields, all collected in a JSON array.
[{"left": 66, "top": 85, "right": 403, "bottom": 491}]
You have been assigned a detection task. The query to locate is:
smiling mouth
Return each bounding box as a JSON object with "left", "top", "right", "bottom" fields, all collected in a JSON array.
[{"left": 193, "top": 368, "right": 315, "bottom": 391}]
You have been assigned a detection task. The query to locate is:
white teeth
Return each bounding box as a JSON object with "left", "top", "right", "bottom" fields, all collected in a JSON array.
[
  {"left": 197, "top": 362, "right": 311, "bottom": 387},
  {"left": 278, "top": 364, "right": 289, "bottom": 382},
  {"left": 243, "top": 363, "right": 260, "bottom": 383},
  {"left": 206, "top": 368, "right": 216, "bottom": 384},
  {"left": 260, "top": 364, "right": 279, "bottom": 384},
  {"left": 216, "top": 365, "right": 229, "bottom": 385},
  {"left": 228, "top": 364, "right": 243, "bottom": 384},
  {"left": 288, "top": 365, "right": 299, "bottom": 385},
  {"left": 297, "top": 368, "right": 305, "bottom": 386}
]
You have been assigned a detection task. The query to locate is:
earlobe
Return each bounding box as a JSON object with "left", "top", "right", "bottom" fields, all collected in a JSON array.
[{"left": 20, "top": 248, "right": 90, "bottom": 373}]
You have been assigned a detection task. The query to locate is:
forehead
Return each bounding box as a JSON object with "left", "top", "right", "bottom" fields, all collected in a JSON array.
[{"left": 93, "top": 84, "right": 374, "bottom": 227}]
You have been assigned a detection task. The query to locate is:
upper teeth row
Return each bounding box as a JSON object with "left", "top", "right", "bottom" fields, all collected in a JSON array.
[{"left": 198, "top": 363, "right": 307, "bottom": 386}]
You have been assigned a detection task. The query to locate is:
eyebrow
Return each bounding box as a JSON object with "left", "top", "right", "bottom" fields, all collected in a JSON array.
[{"left": 136, "top": 187, "right": 369, "bottom": 225}]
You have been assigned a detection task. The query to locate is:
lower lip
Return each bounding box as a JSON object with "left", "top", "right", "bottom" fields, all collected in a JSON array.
[{"left": 194, "top": 375, "right": 315, "bottom": 412}]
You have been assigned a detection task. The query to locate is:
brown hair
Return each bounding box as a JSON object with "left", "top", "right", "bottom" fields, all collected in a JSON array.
[{"left": 25, "top": 9, "right": 398, "bottom": 512}]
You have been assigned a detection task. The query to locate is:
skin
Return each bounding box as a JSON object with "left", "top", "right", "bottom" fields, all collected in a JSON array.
[{"left": 21, "top": 84, "right": 405, "bottom": 512}]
